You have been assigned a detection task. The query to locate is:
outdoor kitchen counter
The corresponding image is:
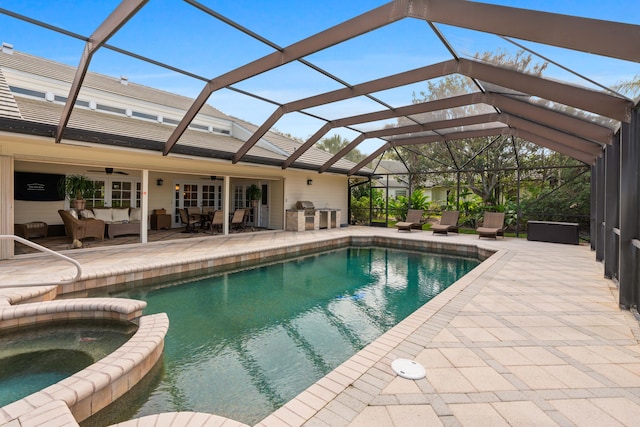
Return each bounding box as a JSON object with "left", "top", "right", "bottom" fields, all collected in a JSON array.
[
  {"left": 317, "top": 208, "right": 341, "bottom": 229},
  {"left": 285, "top": 209, "right": 341, "bottom": 231},
  {"left": 286, "top": 209, "right": 318, "bottom": 231}
]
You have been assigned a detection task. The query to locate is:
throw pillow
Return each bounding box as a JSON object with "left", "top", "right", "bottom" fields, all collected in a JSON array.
[
  {"left": 80, "top": 209, "right": 95, "bottom": 219},
  {"left": 130, "top": 208, "right": 142, "bottom": 222}
]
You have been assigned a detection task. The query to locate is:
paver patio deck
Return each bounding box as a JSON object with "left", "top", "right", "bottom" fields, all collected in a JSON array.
[{"left": 2, "top": 226, "right": 640, "bottom": 426}]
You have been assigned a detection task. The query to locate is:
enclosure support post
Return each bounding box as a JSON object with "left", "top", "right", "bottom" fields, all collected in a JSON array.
[
  {"left": 604, "top": 136, "right": 619, "bottom": 280},
  {"left": 408, "top": 173, "right": 412, "bottom": 210},
  {"left": 368, "top": 177, "right": 373, "bottom": 226},
  {"left": 595, "top": 156, "right": 605, "bottom": 262},
  {"left": 619, "top": 108, "right": 639, "bottom": 309},
  {"left": 516, "top": 167, "right": 521, "bottom": 238},
  {"left": 590, "top": 164, "right": 596, "bottom": 251},
  {"left": 456, "top": 171, "right": 461, "bottom": 211},
  {"left": 385, "top": 174, "right": 389, "bottom": 226}
]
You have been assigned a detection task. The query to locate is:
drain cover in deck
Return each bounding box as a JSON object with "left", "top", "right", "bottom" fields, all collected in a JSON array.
[{"left": 391, "top": 358, "right": 426, "bottom": 380}]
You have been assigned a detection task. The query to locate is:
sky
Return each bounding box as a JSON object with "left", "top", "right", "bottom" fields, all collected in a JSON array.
[{"left": 1, "top": 0, "right": 639, "bottom": 155}]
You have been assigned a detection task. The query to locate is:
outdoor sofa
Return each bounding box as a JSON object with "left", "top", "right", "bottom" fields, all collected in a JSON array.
[{"left": 79, "top": 207, "right": 142, "bottom": 239}]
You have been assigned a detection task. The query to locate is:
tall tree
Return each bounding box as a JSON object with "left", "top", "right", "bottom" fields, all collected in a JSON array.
[
  {"left": 317, "top": 134, "right": 366, "bottom": 163},
  {"left": 614, "top": 74, "right": 640, "bottom": 99},
  {"left": 389, "top": 49, "right": 580, "bottom": 206}
]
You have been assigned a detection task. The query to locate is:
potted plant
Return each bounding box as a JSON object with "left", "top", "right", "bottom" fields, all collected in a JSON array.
[
  {"left": 58, "top": 174, "right": 96, "bottom": 210},
  {"left": 247, "top": 184, "right": 262, "bottom": 208}
]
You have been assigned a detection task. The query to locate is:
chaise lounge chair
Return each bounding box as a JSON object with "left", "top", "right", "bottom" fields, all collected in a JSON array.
[
  {"left": 395, "top": 209, "right": 424, "bottom": 232},
  {"left": 431, "top": 210, "right": 460, "bottom": 235},
  {"left": 476, "top": 212, "right": 505, "bottom": 239}
]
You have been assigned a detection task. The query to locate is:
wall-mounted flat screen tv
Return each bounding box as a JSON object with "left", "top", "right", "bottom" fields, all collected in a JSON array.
[{"left": 14, "top": 172, "right": 65, "bottom": 201}]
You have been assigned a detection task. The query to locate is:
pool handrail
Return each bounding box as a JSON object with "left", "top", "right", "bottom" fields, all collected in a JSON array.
[{"left": 0, "top": 234, "right": 83, "bottom": 287}]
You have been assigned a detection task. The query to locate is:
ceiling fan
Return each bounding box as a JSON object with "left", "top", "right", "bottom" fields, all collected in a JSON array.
[
  {"left": 86, "top": 167, "right": 129, "bottom": 175},
  {"left": 200, "top": 176, "right": 220, "bottom": 180}
]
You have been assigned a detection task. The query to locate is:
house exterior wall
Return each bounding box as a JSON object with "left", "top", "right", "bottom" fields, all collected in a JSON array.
[
  {"left": 283, "top": 170, "right": 348, "bottom": 214},
  {"left": 270, "top": 179, "right": 285, "bottom": 230},
  {"left": 2, "top": 133, "right": 349, "bottom": 230},
  {"left": 429, "top": 187, "right": 449, "bottom": 205}
]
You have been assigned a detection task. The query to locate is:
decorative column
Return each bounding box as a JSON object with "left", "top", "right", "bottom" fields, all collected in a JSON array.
[
  {"left": 141, "top": 169, "right": 149, "bottom": 244},
  {"left": 0, "top": 156, "right": 14, "bottom": 259},
  {"left": 223, "top": 175, "right": 230, "bottom": 235}
]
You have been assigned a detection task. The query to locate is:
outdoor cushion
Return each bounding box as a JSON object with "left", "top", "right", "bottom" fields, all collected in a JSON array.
[
  {"left": 112, "top": 208, "right": 130, "bottom": 223},
  {"left": 93, "top": 208, "right": 113, "bottom": 222},
  {"left": 130, "top": 208, "right": 141, "bottom": 222}
]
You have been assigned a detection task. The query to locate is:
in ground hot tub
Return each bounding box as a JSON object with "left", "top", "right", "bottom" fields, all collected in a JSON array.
[
  {"left": 0, "top": 297, "right": 169, "bottom": 426},
  {"left": 0, "top": 321, "right": 135, "bottom": 406}
]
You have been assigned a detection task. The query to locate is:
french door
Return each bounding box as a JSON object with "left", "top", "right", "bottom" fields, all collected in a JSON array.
[
  {"left": 233, "top": 183, "right": 269, "bottom": 227},
  {"left": 174, "top": 181, "right": 223, "bottom": 226},
  {"left": 85, "top": 177, "right": 141, "bottom": 209}
]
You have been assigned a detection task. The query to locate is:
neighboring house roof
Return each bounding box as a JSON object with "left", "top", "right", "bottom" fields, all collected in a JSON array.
[
  {"left": 374, "top": 175, "right": 408, "bottom": 189},
  {"left": 374, "top": 160, "right": 410, "bottom": 188},
  {"left": 377, "top": 160, "right": 409, "bottom": 174},
  {"left": 374, "top": 159, "right": 454, "bottom": 189},
  {"left": 0, "top": 50, "right": 365, "bottom": 175}
]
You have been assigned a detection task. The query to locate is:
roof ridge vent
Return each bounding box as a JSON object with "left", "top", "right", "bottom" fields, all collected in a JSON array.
[
  {"left": 1, "top": 42, "right": 13, "bottom": 55},
  {"left": 120, "top": 75, "right": 128, "bottom": 86}
]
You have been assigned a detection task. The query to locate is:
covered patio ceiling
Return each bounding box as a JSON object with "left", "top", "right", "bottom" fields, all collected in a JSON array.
[{"left": 1, "top": 0, "right": 639, "bottom": 175}]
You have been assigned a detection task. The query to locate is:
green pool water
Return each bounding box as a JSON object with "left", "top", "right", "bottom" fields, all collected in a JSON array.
[{"left": 106, "top": 246, "right": 479, "bottom": 425}]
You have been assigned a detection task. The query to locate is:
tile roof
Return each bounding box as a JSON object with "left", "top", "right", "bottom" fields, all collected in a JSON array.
[
  {"left": 0, "top": 68, "right": 21, "bottom": 119},
  {"left": 14, "top": 96, "right": 284, "bottom": 161},
  {"left": 0, "top": 50, "right": 228, "bottom": 119},
  {"left": 0, "top": 50, "right": 365, "bottom": 174}
]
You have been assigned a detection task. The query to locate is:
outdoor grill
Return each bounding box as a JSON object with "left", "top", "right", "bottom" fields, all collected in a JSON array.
[
  {"left": 295, "top": 200, "right": 316, "bottom": 229},
  {"left": 295, "top": 200, "right": 316, "bottom": 216}
]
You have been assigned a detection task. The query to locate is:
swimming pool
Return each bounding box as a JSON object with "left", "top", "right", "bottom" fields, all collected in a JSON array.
[{"left": 93, "top": 246, "right": 480, "bottom": 425}]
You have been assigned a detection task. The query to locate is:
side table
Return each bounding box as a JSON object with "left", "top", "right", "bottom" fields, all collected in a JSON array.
[{"left": 151, "top": 214, "right": 171, "bottom": 230}]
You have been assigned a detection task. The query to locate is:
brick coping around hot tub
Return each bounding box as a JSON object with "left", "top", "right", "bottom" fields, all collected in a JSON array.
[{"left": 0, "top": 299, "right": 169, "bottom": 426}]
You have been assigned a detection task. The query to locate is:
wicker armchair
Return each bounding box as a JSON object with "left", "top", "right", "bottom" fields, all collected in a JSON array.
[{"left": 58, "top": 209, "right": 105, "bottom": 244}]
